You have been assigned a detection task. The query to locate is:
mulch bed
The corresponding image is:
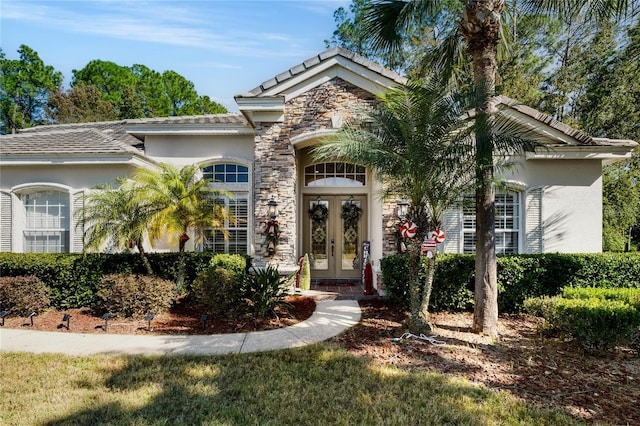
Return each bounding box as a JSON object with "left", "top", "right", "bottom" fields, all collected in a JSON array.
[
  {"left": 3, "top": 296, "right": 639, "bottom": 424},
  {"left": 329, "top": 300, "right": 640, "bottom": 425},
  {"left": 1, "top": 295, "right": 316, "bottom": 335}
]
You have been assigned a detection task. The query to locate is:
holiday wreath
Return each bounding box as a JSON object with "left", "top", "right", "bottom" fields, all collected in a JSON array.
[
  {"left": 342, "top": 202, "right": 362, "bottom": 224},
  {"left": 309, "top": 203, "right": 329, "bottom": 223}
]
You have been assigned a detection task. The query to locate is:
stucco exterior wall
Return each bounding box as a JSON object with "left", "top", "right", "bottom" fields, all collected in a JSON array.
[
  {"left": 144, "top": 134, "right": 254, "bottom": 166},
  {"left": 505, "top": 158, "right": 603, "bottom": 253},
  {"left": 438, "top": 157, "right": 604, "bottom": 254},
  {"left": 0, "top": 164, "right": 135, "bottom": 190}
]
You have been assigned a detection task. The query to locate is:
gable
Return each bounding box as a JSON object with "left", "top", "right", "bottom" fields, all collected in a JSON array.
[
  {"left": 493, "top": 96, "right": 637, "bottom": 163},
  {"left": 235, "top": 47, "right": 406, "bottom": 125}
]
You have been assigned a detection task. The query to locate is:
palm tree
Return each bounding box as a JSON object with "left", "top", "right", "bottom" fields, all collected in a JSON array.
[
  {"left": 313, "top": 81, "right": 476, "bottom": 331},
  {"left": 129, "top": 163, "right": 230, "bottom": 287},
  {"left": 362, "top": 0, "right": 637, "bottom": 336},
  {"left": 77, "top": 178, "right": 154, "bottom": 275}
]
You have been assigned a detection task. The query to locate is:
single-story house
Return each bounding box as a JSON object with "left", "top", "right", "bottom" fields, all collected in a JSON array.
[{"left": 1, "top": 47, "right": 636, "bottom": 290}]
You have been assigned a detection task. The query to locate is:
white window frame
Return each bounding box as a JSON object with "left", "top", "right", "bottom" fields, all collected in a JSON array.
[
  {"left": 304, "top": 162, "right": 366, "bottom": 187},
  {"left": 19, "top": 188, "right": 71, "bottom": 253},
  {"left": 200, "top": 161, "right": 251, "bottom": 254},
  {"left": 462, "top": 190, "right": 521, "bottom": 254}
]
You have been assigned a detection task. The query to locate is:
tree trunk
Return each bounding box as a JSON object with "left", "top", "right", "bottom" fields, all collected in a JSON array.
[
  {"left": 418, "top": 254, "right": 436, "bottom": 328},
  {"left": 136, "top": 242, "right": 154, "bottom": 276},
  {"left": 408, "top": 243, "right": 423, "bottom": 328},
  {"left": 461, "top": 0, "right": 504, "bottom": 337},
  {"left": 471, "top": 47, "right": 499, "bottom": 337}
]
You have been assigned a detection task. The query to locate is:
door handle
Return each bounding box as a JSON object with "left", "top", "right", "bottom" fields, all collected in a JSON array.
[{"left": 331, "top": 239, "right": 335, "bottom": 257}]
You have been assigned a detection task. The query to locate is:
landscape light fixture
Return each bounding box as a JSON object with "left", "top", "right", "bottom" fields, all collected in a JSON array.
[
  {"left": 26, "top": 311, "right": 37, "bottom": 327},
  {"left": 144, "top": 314, "right": 154, "bottom": 332},
  {"left": 62, "top": 313, "right": 72, "bottom": 330},
  {"left": 102, "top": 313, "right": 111, "bottom": 332},
  {"left": 0, "top": 310, "right": 9, "bottom": 326}
]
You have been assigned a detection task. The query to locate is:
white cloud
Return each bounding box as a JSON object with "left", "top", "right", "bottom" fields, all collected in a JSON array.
[{"left": 2, "top": 1, "right": 315, "bottom": 58}]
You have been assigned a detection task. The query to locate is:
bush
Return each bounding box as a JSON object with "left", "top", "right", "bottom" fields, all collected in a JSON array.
[
  {"left": 209, "top": 254, "right": 248, "bottom": 277},
  {"left": 524, "top": 295, "right": 640, "bottom": 354},
  {"left": 94, "top": 274, "right": 177, "bottom": 318},
  {"left": 380, "top": 253, "right": 640, "bottom": 313},
  {"left": 380, "top": 255, "right": 411, "bottom": 309},
  {"left": 191, "top": 267, "right": 245, "bottom": 315},
  {"left": 561, "top": 287, "right": 640, "bottom": 308},
  {"left": 244, "top": 266, "right": 291, "bottom": 319},
  {"left": 0, "top": 252, "right": 222, "bottom": 309},
  {"left": 380, "top": 254, "right": 474, "bottom": 311},
  {"left": 0, "top": 275, "right": 51, "bottom": 316}
]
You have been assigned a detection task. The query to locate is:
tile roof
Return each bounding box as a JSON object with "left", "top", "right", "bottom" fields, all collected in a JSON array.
[
  {"left": 0, "top": 127, "right": 142, "bottom": 156},
  {"left": 242, "top": 47, "right": 407, "bottom": 97},
  {"left": 3, "top": 114, "right": 252, "bottom": 157},
  {"left": 496, "top": 96, "right": 599, "bottom": 145},
  {"left": 125, "top": 113, "right": 248, "bottom": 126},
  {"left": 18, "top": 120, "right": 144, "bottom": 149}
]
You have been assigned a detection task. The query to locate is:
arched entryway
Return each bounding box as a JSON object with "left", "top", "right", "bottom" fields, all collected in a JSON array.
[{"left": 297, "top": 146, "right": 371, "bottom": 284}]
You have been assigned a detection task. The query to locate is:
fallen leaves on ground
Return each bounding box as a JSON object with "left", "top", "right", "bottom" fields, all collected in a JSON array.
[{"left": 330, "top": 300, "right": 640, "bottom": 425}]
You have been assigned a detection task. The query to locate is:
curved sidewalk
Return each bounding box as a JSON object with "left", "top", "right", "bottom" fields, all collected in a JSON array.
[{"left": 0, "top": 299, "right": 360, "bottom": 356}]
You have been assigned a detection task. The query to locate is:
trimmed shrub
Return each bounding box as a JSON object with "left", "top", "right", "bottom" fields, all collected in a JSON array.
[
  {"left": 0, "top": 252, "right": 222, "bottom": 309},
  {"left": 0, "top": 253, "right": 98, "bottom": 309},
  {"left": 209, "top": 254, "right": 248, "bottom": 277},
  {"left": 94, "top": 274, "right": 177, "bottom": 318},
  {"left": 380, "top": 254, "right": 474, "bottom": 311},
  {"left": 561, "top": 287, "right": 640, "bottom": 308},
  {"left": 380, "top": 253, "right": 640, "bottom": 313},
  {"left": 191, "top": 267, "right": 245, "bottom": 315},
  {"left": 380, "top": 254, "right": 411, "bottom": 309},
  {"left": 524, "top": 295, "right": 640, "bottom": 354},
  {"left": 0, "top": 275, "right": 51, "bottom": 316},
  {"left": 244, "top": 266, "right": 291, "bottom": 319}
]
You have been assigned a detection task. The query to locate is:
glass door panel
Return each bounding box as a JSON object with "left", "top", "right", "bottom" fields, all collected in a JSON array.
[
  {"left": 309, "top": 199, "right": 329, "bottom": 270},
  {"left": 341, "top": 199, "right": 361, "bottom": 271},
  {"left": 303, "top": 195, "right": 366, "bottom": 279}
]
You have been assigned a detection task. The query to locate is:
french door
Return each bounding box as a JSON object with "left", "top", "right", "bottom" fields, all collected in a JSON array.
[{"left": 303, "top": 195, "right": 367, "bottom": 280}]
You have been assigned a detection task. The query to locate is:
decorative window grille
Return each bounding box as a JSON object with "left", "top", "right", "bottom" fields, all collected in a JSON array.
[
  {"left": 22, "top": 191, "right": 70, "bottom": 253},
  {"left": 462, "top": 191, "right": 520, "bottom": 254}
]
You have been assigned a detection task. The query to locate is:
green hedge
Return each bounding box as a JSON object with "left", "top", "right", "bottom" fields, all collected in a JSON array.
[
  {"left": 0, "top": 252, "right": 218, "bottom": 309},
  {"left": 380, "top": 253, "right": 640, "bottom": 313},
  {"left": 524, "top": 289, "right": 640, "bottom": 353}
]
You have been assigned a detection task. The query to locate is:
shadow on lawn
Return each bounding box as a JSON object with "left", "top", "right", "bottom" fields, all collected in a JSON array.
[{"left": 42, "top": 345, "right": 577, "bottom": 425}]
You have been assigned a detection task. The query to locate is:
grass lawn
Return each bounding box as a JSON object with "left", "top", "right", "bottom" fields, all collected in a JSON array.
[{"left": 1, "top": 344, "right": 580, "bottom": 425}]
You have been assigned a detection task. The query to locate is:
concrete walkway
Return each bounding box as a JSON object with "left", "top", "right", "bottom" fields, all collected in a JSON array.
[{"left": 0, "top": 299, "right": 360, "bottom": 356}]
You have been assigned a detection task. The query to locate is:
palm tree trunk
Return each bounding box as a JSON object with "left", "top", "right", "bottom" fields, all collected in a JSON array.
[
  {"left": 470, "top": 40, "right": 500, "bottom": 338},
  {"left": 463, "top": 0, "right": 504, "bottom": 337},
  {"left": 136, "top": 242, "right": 154, "bottom": 275},
  {"left": 408, "top": 244, "right": 422, "bottom": 328},
  {"left": 176, "top": 229, "right": 189, "bottom": 293},
  {"left": 418, "top": 254, "right": 436, "bottom": 327}
]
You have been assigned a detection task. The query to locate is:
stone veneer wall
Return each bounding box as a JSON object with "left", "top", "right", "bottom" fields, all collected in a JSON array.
[{"left": 252, "top": 77, "right": 377, "bottom": 271}]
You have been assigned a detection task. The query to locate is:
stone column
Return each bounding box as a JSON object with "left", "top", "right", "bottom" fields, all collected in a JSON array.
[{"left": 253, "top": 122, "right": 298, "bottom": 272}]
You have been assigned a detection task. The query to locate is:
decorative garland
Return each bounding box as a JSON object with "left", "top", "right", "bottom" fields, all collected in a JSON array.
[
  {"left": 341, "top": 202, "right": 362, "bottom": 224},
  {"left": 309, "top": 203, "right": 329, "bottom": 224},
  {"left": 263, "top": 220, "right": 281, "bottom": 256}
]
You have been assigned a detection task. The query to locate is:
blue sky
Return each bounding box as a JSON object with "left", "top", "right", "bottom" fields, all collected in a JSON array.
[{"left": 1, "top": 0, "right": 351, "bottom": 112}]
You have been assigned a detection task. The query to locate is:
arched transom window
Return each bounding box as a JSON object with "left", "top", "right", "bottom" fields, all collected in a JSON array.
[
  {"left": 304, "top": 162, "right": 366, "bottom": 187},
  {"left": 202, "top": 164, "right": 249, "bottom": 183}
]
